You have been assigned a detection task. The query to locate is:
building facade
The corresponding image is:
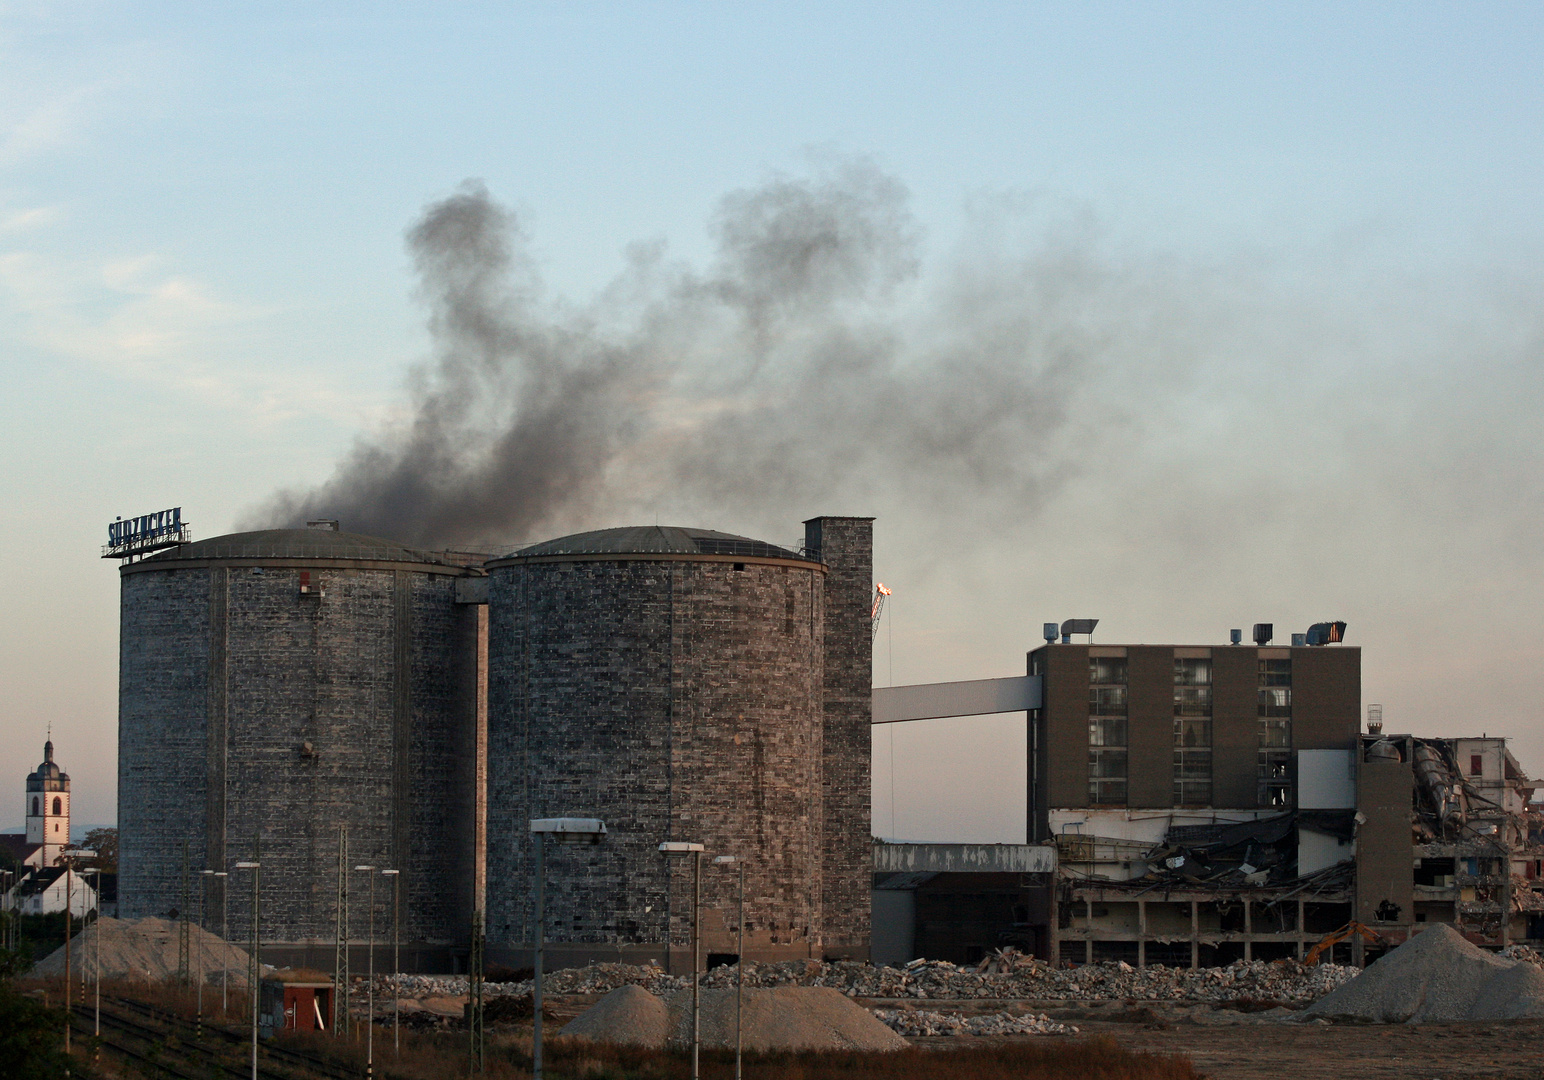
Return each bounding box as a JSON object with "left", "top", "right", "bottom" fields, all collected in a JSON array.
[{"left": 1029, "top": 637, "right": 1364, "bottom": 965}]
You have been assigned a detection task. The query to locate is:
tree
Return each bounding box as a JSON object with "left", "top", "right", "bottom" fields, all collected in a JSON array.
[
  {"left": 82, "top": 827, "right": 117, "bottom": 872},
  {"left": 0, "top": 945, "right": 66, "bottom": 1077}
]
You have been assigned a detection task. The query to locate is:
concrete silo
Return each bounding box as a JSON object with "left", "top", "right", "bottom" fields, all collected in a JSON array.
[
  {"left": 484, "top": 518, "right": 873, "bottom": 968},
  {"left": 117, "top": 525, "right": 485, "bottom": 967}
]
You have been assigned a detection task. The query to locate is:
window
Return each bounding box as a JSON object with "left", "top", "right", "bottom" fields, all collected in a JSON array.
[
  {"left": 1089, "top": 657, "right": 1128, "bottom": 805},
  {"left": 1173, "top": 658, "right": 1211, "bottom": 716},
  {"left": 1258, "top": 659, "right": 1292, "bottom": 806},
  {"left": 1471, "top": 755, "right": 1484, "bottom": 777},
  {"left": 1173, "top": 658, "right": 1213, "bottom": 805},
  {"left": 52, "top": 796, "right": 61, "bottom": 816},
  {"left": 31, "top": 797, "right": 38, "bottom": 816}
]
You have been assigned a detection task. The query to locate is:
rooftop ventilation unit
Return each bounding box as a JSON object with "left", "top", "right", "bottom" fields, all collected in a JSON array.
[
  {"left": 1042, "top": 622, "right": 1059, "bottom": 644},
  {"left": 1230, "top": 629, "right": 1243, "bottom": 645},
  {"left": 1253, "top": 623, "right": 1273, "bottom": 646},
  {"left": 1305, "top": 621, "right": 1347, "bottom": 646},
  {"left": 1291, "top": 633, "right": 1307, "bottom": 646},
  {"left": 1059, "top": 618, "right": 1098, "bottom": 644}
]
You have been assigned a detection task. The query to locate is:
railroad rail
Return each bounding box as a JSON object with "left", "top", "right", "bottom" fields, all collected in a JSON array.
[{"left": 71, "top": 996, "right": 357, "bottom": 1080}]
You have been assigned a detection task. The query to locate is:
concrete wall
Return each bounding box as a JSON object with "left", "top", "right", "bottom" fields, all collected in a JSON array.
[
  {"left": 1127, "top": 647, "right": 1174, "bottom": 808},
  {"left": 1356, "top": 744, "right": 1415, "bottom": 926},
  {"left": 485, "top": 552, "right": 826, "bottom": 968}
]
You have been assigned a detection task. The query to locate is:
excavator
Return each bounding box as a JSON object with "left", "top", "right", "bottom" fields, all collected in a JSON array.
[{"left": 1303, "top": 921, "right": 1392, "bottom": 965}]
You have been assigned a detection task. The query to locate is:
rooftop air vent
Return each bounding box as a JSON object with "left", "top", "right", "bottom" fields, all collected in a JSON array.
[
  {"left": 1305, "top": 621, "right": 1347, "bottom": 646},
  {"left": 1060, "top": 618, "right": 1098, "bottom": 644},
  {"left": 1253, "top": 623, "right": 1273, "bottom": 646},
  {"left": 1230, "top": 629, "right": 1243, "bottom": 645}
]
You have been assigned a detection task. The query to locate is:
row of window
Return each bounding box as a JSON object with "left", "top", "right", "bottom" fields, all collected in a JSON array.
[
  {"left": 1086, "top": 657, "right": 1294, "bottom": 808},
  {"left": 30, "top": 796, "right": 63, "bottom": 816}
]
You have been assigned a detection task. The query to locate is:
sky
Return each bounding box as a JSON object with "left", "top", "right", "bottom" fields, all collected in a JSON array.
[{"left": 1, "top": 3, "right": 1541, "bottom": 841}]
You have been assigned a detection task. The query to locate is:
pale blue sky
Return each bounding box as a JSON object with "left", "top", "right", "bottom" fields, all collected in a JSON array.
[{"left": 3, "top": 3, "right": 1542, "bottom": 838}]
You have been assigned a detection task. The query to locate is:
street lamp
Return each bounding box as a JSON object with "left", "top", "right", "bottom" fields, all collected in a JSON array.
[
  {"left": 235, "top": 859, "right": 261, "bottom": 1080},
  {"left": 214, "top": 871, "right": 229, "bottom": 1015},
  {"left": 199, "top": 869, "right": 217, "bottom": 1038},
  {"left": 530, "top": 818, "right": 607, "bottom": 1080},
  {"left": 713, "top": 855, "right": 745, "bottom": 1080},
  {"left": 83, "top": 867, "right": 101, "bottom": 1041},
  {"left": 380, "top": 870, "right": 400, "bottom": 1056},
  {"left": 660, "top": 841, "right": 706, "bottom": 1080},
  {"left": 354, "top": 866, "right": 378, "bottom": 1080}
]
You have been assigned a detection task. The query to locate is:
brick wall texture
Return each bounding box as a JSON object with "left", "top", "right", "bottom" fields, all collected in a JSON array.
[
  {"left": 485, "top": 553, "right": 830, "bottom": 963},
  {"left": 118, "top": 559, "right": 476, "bottom": 947},
  {"left": 120, "top": 518, "right": 876, "bottom": 967},
  {"left": 804, "top": 517, "right": 874, "bottom": 956}
]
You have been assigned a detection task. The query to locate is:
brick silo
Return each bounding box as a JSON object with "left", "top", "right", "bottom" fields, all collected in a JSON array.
[
  {"left": 485, "top": 524, "right": 851, "bottom": 969},
  {"left": 117, "top": 525, "right": 485, "bottom": 968}
]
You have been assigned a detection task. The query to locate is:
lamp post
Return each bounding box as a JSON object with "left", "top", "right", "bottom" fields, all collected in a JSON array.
[
  {"left": 83, "top": 867, "right": 101, "bottom": 1040},
  {"left": 199, "top": 869, "right": 216, "bottom": 1038},
  {"left": 380, "top": 870, "right": 399, "bottom": 1056},
  {"left": 530, "top": 818, "right": 608, "bottom": 1080},
  {"left": 354, "top": 866, "right": 377, "bottom": 1080},
  {"left": 713, "top": 855, "right": 745, "bottom": 1080},
  {"left": 235, "top": 859, "right": 261, "bottom": 1080},
  {"left": 215, "top": 870, "right": 228, "bottom": 1016},
  {"left": 659, "top": 842, "right": 705, "bottom": 1080}
]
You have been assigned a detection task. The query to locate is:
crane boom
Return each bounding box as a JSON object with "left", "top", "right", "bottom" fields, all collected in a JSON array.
[{"left": 871, "top": 583, "right": 891, "bottom": 641}]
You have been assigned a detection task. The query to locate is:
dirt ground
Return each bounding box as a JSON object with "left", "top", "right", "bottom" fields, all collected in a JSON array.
[
  {"left": 1087, "top": 1018, "right": 1544, "bottom": 1080},
  {"left": 513, "top": 994, "right": 1544, "bottom": 1078}
]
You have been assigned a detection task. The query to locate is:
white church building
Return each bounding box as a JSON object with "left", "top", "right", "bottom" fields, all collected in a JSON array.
[{"left": 2, "top": 738, "right": 98, "bottom": 917}]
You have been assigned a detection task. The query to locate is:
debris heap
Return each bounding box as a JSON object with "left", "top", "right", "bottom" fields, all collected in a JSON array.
[
  {"left": 1306, "top": 924, "right": 1544, "bottom": 1023},
  {"left": 387, "top": 948, "right": 1356, "bottom": 1006},
  {"left": 873, "top": 1008, "right": 1078, "bottom": 1037}
]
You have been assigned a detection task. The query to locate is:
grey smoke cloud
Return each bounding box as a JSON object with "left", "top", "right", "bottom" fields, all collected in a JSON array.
[{"left": 248, "top": 160, "right": 1204, "bottom": 550}]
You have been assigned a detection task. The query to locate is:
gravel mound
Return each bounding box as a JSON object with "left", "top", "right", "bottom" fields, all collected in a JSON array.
[
  {"left": 1304, "top": 924, "right": 1544, "bottom": 1023},
  {"left": 559, "top": 985, "right": 671, "bottom": 1047},
  {"left": 31, "top": 916, "right": 255, "bottom": 986},
  {"left": 663, "top": 986, "right": 908, "bottom": 1051}
]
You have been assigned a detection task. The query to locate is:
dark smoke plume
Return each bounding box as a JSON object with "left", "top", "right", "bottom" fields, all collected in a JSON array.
[{"left": 249, "top": 160, "right": 1182, "bottom": 551}]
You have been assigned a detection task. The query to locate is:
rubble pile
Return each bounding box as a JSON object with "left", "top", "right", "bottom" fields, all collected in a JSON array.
[
  {"left": 873, "top": 1008, "right": 1078, "bottom": 1037},
  {"left": 383, "top": 948, "right": 1356, "bottom": 1006},
  {"left": 1500, "top": 943, "right": 1544, "bottom": 966}
]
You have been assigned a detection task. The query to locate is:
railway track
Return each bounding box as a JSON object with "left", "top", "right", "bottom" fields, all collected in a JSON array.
[{"left": 70, "top": 997, "right": 358, "bottom": 1080}]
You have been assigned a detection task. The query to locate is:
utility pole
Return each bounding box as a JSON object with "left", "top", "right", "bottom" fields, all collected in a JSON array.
[
  {"left": 179, "top": 840, "right": 191, "bottom": 987},
  {"left": 236, "top": 838, "right": 261, "bottom": 1080},
  {"left": 468, "top": 909, "right": 484, "bottom": 1075},
  {"left": 381, "top": 869, "right": 400, "bottom": 1056},
  {"left": 335, "top": 828, "right": 350, "bottom": 1038}
]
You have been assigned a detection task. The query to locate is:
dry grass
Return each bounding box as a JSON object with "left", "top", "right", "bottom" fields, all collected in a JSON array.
[
  {"left": 84, "top": 984, "right": 1200, "bottom": 1080},
  {"left": 281, "top": 1028, "right": 1201, "bottom": 1080}
]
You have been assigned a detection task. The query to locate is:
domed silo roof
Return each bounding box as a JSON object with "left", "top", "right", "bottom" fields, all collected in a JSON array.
[
  {"left": 493, "top": 525, "right": 814, "bottom": 564},
  {"left": 122, "top": 527, "right": 464, "bottom": 573}
]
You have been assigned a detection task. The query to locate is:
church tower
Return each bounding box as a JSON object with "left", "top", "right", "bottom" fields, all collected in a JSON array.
[{"left": 26, "top": 739, "right": 70, "bottom": 867}]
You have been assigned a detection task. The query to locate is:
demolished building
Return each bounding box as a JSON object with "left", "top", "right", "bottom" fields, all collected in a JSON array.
[{"left": 1028, "top": 632, "right": 1543, "bottom": 966}]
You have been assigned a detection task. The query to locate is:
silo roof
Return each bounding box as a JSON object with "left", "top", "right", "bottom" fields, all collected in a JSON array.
[
  {"left": 500, "top": 526, "right": 812, "bottom": 563},
  {"left": 122, "top": 528, "right": 467, "bottom": 573}
]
